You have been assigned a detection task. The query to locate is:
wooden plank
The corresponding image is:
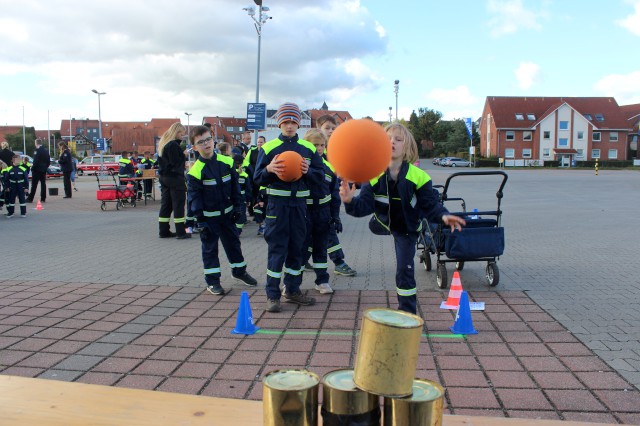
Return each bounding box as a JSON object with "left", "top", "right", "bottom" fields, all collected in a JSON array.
[{"left": 0, "top": 375, "right": 615, "bottom": 426}]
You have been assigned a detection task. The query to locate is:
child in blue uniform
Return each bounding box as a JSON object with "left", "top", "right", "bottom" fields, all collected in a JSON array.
[
  {"left": 3, "top": 155, "right": 29, "bottom": 218},
  {"left": 339, "top": 123, "right": 466, "bottom": 314},
  {"left": 254, "top": 102, "right": 325, "bottom": 313},
  {"left": 187, "top": 126, "right": 258, "bottom": 295}
]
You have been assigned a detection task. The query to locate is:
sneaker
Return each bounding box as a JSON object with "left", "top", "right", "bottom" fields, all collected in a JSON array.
[
  {"left": 159, "top": 231, "right": 176, "bottom": 238},
  {"left": 304, "top": 262, "right": 314, "bottom": 271},
  {"left": 257, "top": 224, "right": 265, "bottom": 236},
  {"left": 234, "top": 271, "right": 257, "bottom": 287},
  {"left": 334, "top": 263, "right": 357, "bottom": 277},
  {"left": 20, "top": 214, "right": 27, "bottom": 218},
  {"left": 284, "top": 292, "right": 316, "bottom": 306},
  {"left": 266, "top": 298, "right": 281, "bottom": 313},
  {"left": 315, "top": 283, "right": 334, "bottom": 294},
  {"left": 191, "top": 226, "right": 201, "bottom": 234},
  {"left": 206, "top": 283, "right": 226, "bottom": 295},
  {"left": 186, "top": 227, "right": 193, "bottom": 234},
  {"left": 6, "top": 214, "right": 13, "bottom": 218},
  {"left": 176, "top": 233, "right": 192, "bottom": 239}
]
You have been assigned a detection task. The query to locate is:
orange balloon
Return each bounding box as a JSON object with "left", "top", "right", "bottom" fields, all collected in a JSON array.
[
  {"left": 327, "top": 119, "right": 391, "bottom": 183},
  {"left": 276, "top": 150, "right": 304, "bottom": 182}
]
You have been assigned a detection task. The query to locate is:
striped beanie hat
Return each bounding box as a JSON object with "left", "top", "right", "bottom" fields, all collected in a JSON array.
[{"left": 276, "top": 102, "right": 302, "bottom": 126}]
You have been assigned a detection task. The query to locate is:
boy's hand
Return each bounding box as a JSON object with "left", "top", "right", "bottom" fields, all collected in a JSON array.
[
  {"left": 266, "top": 155, "right": 284, "bottom": 174},
  {"left": 300, "top": 159, "right": 309, "bottom": 175},
  {"left": 443, "top": 214, "right": 466, "bottom": 232},
  {"left": 339, "top": 180, "right": 356, "bottom": 204}
]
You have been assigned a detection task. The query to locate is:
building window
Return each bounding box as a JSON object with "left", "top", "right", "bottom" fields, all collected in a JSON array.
[
  {"left": 592, "top": 149, "right": 600, "bottom": 159},
  {"left": 558, "top": 138, "right": 568, "bottom": 147},
  {"left": 523, "top": 131, "right": 532, "bottom": 141},
  {"left": 610, "top": 132, "right": 618, "bottom": 142},
  {"left": 584, "top": 114, "right": 593, "bottom": 120},
  {"left": 527, "top": 113, "right": 536, "bottom": 120},
  {"left": 593, "top": 132, "right": 601, "bottom": 141},
  {"left": 543, "top": 130, "right": 550, "bottom": 139},
  {"left": 608, "top": 149, "right": 617, "bottom": 159},
  {"left": 577, "top": 131, "right": 584, "bottom": 140},
  {"left": 515, "top": 113, "right": 524, "bottom": 120},
  {"left": 505, "top": 148, "right": 515, "bottom": 158},
  {"left": 506, "top": 131, "right": 515, "bottom": 141},
  {"left": 559, "top": 121, "right": 569, "bottom": 130},
  {"left": 543, "top": 148, "right": 551, "bottom": 157},
  {"left": 595, "top": 114, "right": 604, "bottom": 121},
  {"left": 522, "top": 149, "right": 532, "bottom": 158},
  {"left": 576, "top": 149, "right": 584, "bottom": 158}
]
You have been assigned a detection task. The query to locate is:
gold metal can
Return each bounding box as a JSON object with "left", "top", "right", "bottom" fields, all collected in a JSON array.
[
  {"left": 383, "top": 379, "right": 444, "bottom": 426},
  {"left": 353, "top": 308, "right": 424, "bottom": 397},
  {"left": 263, "top": 369, "right": 320, "bottom": 426},
  {"left": 322, "top": 369, "right": 379, "bottom": 415}
]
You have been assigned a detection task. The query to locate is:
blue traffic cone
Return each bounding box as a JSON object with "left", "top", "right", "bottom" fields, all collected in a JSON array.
[
  {"left": 450, "top": 291, "right": 478, "bottom": 335},
  {"left": 231, "top": 291, "right": 260, "bottom": 335}
]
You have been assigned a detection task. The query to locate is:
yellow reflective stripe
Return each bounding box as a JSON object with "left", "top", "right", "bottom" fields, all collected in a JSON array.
[
  {"left": 266, "top": 188, "right": 310, "bottom": 198},
  {"left": 203, "top": 205, "right": 234, "bottom": 217},
  {"left": 284, "top": 267, "right": 303, "bottom": 276},
  {"left": 406, "top": 164, "right": 430, "bottom": 189},
  {"left": 222, "top": 174, "right": 231, "bottom": 182},
  {"left": 230, "top": 261, "right": 247, "bottom": 268},
  {"left": 397, "top": 287, "right": 417, "bottom": 296},
  {"left": 375, "top": 195, "right": 389, "bottom": 204},
  {"left": 312, "top": 262, "right": 328, "bottom": 269},
  {"left": 203, "top": 179, "right": 217, "bottom": 186},
  {"left": 174, "top": 217, "right": 186, "bottom": 223},
  {"left": 158, "top": 217, "right": 171, "bottom": 223},
  {"left": 267, "top": 269, "right": 282, "bottom": 278},
  {"left": 204, "top": 267, "right": 221, "bottom": 275},
  {"left": 327, "top": 244, "right": 342, "bottom": 254}
]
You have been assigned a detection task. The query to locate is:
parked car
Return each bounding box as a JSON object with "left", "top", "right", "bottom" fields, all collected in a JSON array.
[
  {"left": 432, "top": 157, "right": 443, "bottom": 165},
  {"left": 77, "top": 155, "right": 121, "bottom": 176},
  {"left": 442, "top": 157, "right": 471, "bottom": 167},
  {"left": 46, "top": 164, "right": 63, "bottom": 178},
  {"left": 436, "top": 157, "right": 451, "bottom": 166}
]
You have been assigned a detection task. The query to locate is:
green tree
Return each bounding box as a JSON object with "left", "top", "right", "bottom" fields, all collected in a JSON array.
[{"left": 6, "top": 127, "right": 37, "bottom": 155}]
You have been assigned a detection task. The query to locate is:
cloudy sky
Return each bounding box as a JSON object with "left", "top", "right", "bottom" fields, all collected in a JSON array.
[{"left": 1, "top": 0, "right": 639, "bottom": 130}]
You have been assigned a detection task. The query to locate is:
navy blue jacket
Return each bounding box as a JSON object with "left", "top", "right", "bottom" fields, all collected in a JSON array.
[
  {"left": 32, "top": 146, "right": 51, "bottom": 173},
  {"left": 4, "top": 165, "right": 29, "bottom": 191},
  {"left": 59, "top": 149, "right": 73, "bottom": 172}
]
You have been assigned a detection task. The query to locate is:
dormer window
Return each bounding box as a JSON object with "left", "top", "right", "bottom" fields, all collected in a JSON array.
[
  {"left": 526, "top": 113, "right": 535, "bottom": 120},
  {"left": 515, "top": 113, "right": 524, "bottom": 120},
  {"left": 595, "top": 114, "right": 604, "bottom": 121},
  {"left": 584, "top": 114, "right": 592, "bottom": 120}
]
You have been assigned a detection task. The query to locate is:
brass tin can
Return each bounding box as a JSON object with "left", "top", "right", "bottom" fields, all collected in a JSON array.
[
  {"left": 263, "top": 369, "right": 320, "bottom": 426},
  {"left": 322, "top": 369, "right": 379, "bottom": 415},
  {"left": 353, "top": 308, "right": 424, "bottom": 397},
  {"left": 383, "top": 379, "right": 444, "bottom": 426}
]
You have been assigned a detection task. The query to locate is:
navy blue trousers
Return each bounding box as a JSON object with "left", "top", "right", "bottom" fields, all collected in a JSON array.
[
  {"left": 392, "top": 232, "right": 419, "bottom": 314},
  {"left": 200, "top": 218, "right": 247, "bottom": 286},
  {"left": 303, "top": 205, "right": 331, "bottom": 285},
  {"left": 327, "top": 225, "right": 345, "bottom": 265},
  {"left": 264, "top": 199, "right": 307, "bottom": 300}
]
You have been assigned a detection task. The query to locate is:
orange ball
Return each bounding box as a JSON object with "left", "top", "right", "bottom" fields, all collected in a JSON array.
[
  {"left": 327, "top": 119, "right": 391, "bottom": 183},
  {"left": 276, "top": 150, "right": 304, "bottom": 182}
]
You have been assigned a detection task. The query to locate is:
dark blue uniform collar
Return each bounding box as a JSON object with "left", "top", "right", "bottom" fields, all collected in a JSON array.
[{"left": 278, "top": 134, "right": 299, "bottom": 143}]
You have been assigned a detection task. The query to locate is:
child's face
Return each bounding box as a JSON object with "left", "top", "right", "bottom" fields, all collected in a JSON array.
[
  {"left": 313, "top": 141, "right": 325, "bottom": 156},
  {"left": 194, "top": 132, "right": 214, "bottom": 158},
  {"left": 257, "top": 138, "right": 265, "bottom": 149},
  {"left": 387, "top": 128, "right": 405, "bottom": 161},
  {"left": 13, "top": 157, "right": 20, "bottom": 166},
  {"left": 280, "top": 120, "right": 299, "bottom": 137},
  {"left": 319, "top": 122, "right": 336, "bottom": 138}
]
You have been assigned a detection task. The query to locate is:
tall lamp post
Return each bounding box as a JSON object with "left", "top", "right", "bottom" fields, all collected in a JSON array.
[
  {"left": 388, "top": 106, "right": 393, "bottom": 124},
  {"left": 22, "top": 106, "right": 26, "bottom": 155},
  {"left": 243, "top": 0, "right": 271, "bottom": 145},
  {"left": 91, "top": 89, "right": 106, "bottom": 170},
  {"left": 185, "top": 112, "right": 192, "bottom": 162},
  {"left": 393, "top": 80, "right": 400, "bottom": 122}
]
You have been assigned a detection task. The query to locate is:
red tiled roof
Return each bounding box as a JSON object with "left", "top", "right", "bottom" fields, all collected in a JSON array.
[
  {"left": 620, "top": 103, "right": 640, "bottom": 121},
  {"left": 485, "top": 96, "right": 629, "bottom": 130},
  {"left": 307, "top": 109, "right": 353, "bottom": 125},
  {"left": 0, "top": 126, "right": 24, "bottom": 143}
]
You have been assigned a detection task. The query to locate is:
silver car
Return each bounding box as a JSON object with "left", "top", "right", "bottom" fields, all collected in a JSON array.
[{"left": 443, "top": 157, "right": 471, "bottom": 167}]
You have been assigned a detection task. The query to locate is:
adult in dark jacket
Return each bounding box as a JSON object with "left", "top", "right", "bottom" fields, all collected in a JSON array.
[
  {"left": 28, "top": 139, "right": 51, "bottom": 203},
  {"left": 157, "top": 122, "right": 189, "bottom": 239},
  {"left": 0, "top": 141, "right": 15, "bottom": 167},
  {"left": 58, "top": 142, "right": 73, "bottom": 198}
]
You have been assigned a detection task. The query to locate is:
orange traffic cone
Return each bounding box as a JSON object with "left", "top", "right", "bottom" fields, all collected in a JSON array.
[
  {"left": 35, "top": 200, "right": 43, "bottom": 211},
  {"left": 440, "top": 271, "right": 463, "bottom": 310}
]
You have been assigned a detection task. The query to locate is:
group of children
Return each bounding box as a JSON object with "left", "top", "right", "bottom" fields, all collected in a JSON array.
[
  {"left": 187, "top": 102, "right": 466, "bottom": 315},
  {"left": 118, "top": 150, "right": 158, "bottom": 199}
]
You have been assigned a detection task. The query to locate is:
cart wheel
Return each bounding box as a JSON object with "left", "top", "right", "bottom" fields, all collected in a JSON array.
[
  {"left": 100, "top": 202, "right": 106, "bottom": 211},
  {"left": 116, "top": 201, "right": 121, "bottom": 210},
  {"left": 455, "top": 261, "right": 465, "bottom": 271},
  {"left": 436, "top": 263, "right": 448, "bottom": 289},
  {"left": 486, "top": 262, "right": 500, "bottom": 287},
  {"left": 131, "top": 198, "right": 137, "bottom": 208}
]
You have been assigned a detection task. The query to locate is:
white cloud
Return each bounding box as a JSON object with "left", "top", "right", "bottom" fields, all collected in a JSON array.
[
  {"left": 515, "top": 62, "right": 541, "bottom": 89},
  {"left": 616, "top": 1, "right": 640, "bottom": 36},
  {"left": 486, "top": 0, "right": 546, "bottom": 37},
  {"left": 593, "top": 71, "right": 640, "bottom": 105},
  {"left": 426, "top": 86, "right": 478, "bottom": 106},
  {"left": 0, "top": 0, "right": 388, "bottom": 128}
]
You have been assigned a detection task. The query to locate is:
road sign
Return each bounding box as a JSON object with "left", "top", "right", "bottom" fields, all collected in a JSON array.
[
  {"left": 246, "top": 103, "right": 266, "bottom": 130},
  {"left": 96, "top": 138, "right": 106, "bottom": 151}
]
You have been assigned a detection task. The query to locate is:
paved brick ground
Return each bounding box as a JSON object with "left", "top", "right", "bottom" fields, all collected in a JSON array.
[{"left": 2, "top": 167, "right": 640, "bottom": 423}]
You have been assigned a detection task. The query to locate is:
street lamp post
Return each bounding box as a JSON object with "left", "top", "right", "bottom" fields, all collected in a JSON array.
[
  {"left": 91, "top": 89, "right": 106, "bottom": 171},
  {"left": 388, "top": 106, "right": 393, "bottom": 124},
  {"left": 393, "top": 80, "right": 400, "bottom": 122},
  {"left": 22, "top": 106, "right": 26, "bottom": 155},
  {"left": 185, "top": 112, "right": 192, "bottom": 163},
  {"left": 243, "top": 0, "right": 271, "bottom": 146}
]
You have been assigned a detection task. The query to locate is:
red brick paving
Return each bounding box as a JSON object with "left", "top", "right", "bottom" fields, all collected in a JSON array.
[{"left": 1, "top": 280, "right": 639, "bottom": 424}]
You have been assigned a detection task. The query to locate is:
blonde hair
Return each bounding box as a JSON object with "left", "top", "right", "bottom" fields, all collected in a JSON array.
[
  {"left": 217, "top": 142, "right": 230, "bottom": 156},
  {"left": 303, "top": 128, "right": 327, "bottom": 147},
  {"left": 384, "top": 123, "right": 418, "bottom": 164},
  {"left": 1, "top": 141, "right": 9, "bottom": 150},
  {"left": 158, "top": 122, "right": 186, "bottom": 157}
]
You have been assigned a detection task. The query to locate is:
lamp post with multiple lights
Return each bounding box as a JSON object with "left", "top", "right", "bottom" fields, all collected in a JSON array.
[{"left": 393, "top": 80, "right": 400, "bottom": 122}]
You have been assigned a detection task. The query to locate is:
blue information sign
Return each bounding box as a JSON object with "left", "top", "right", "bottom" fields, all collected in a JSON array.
[
  {"left": 246, "top": 103, "right": 267, "bottom": 130},
  {"left": 96, "top": 138, "right": 107, "bottom": 152}
]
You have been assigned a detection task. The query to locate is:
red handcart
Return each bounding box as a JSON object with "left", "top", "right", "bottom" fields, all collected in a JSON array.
[{"left": 95, "top": 171, "right": 137, "bottom": 210}]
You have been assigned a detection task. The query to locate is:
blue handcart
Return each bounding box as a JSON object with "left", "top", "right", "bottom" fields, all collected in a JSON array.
[{"left": 417, "top": 171, "right": 508, "bottom": 289}]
